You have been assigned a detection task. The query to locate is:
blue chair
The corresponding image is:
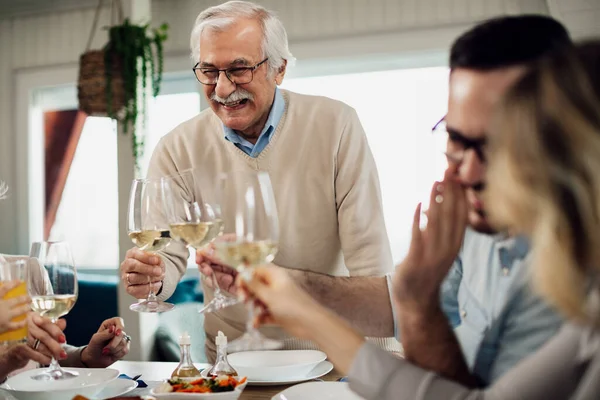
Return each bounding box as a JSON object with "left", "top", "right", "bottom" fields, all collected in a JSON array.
[{"left": 64, "top": 272, "right": 204, "bottom": 351}]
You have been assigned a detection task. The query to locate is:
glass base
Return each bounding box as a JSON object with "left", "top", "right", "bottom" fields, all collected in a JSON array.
[
  {"left": 130, "top": 300, "right": 175, "bottom": 313},
  {"left": 227, "top": 330, "right": 283, "bottom": 353},
  {"left": 199, "top": 294, "right": 239, "bottom": 314},
  {"left": 30, "top": 367, "right": 79, "bottom": 381}
]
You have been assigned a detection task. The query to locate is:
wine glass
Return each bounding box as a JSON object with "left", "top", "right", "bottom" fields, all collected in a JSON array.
[
  {"left": 162, "top": 168, "right": 239, "bottom": 313},
  {"left": 214, "top": 170, "right": 282, "bottom": 352},
  {"left": 127, "top": 178, "right": 175, "bottom": 313},
  {"left": 28, "top": 241, "right": 78, "bottom": 381}
]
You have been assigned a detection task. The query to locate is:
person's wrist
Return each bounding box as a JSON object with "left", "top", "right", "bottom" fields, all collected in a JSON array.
[
  {"left": 397, "top": 300, "right": 443, "bottom": 328},
  {"left": 80, "top": 346, "right": 92, "bottom": 368}
]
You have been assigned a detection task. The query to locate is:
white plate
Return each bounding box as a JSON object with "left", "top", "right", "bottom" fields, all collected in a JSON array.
[
  {"left": 272, "top": 381, "right": 366, "bottom": 400},
  {"left": 0, "top": 368, "right": 119, "bottom": 400},
  {"left": 228, "top": 350, "right": 326, "bottom": 381},
  {"left": 92, "top": 378, "right": 138, "bottom": 399},
  {"left": 150, "top": 381, "right": 247, "bottom": 400},
  {"left": 202, "top": 361, "right": 333, "bottom": 386}
]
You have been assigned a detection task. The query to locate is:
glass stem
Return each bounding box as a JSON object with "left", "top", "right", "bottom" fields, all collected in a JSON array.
[
  {"left": 48, "top": 357, "right": 61, "bottom": 372},
  {"left": 48, "top": 318, "right": 63, "bottom": 372},
  {"left": 246, "top": 300, "right": 255, "bottom": 333},
  {"left": 211, "top": 272, "right": 222, "bottom": 296},
  {"left": 147, "top": 275, "right": 158, "bottom": 302}
]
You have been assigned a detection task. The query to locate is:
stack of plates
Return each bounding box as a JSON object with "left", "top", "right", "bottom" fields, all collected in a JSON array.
[{"left": 202, "top": 350, "right": 333, "bottom": 386}]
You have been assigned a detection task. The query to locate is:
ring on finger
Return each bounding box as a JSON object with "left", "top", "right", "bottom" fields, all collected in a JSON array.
[
  {"left": 33, "top": 339, "right": 40, "bottom": 350},
  {"left": 123, "top": 334, "right": 132, "bottom": 343},
  {"left": 435, "top": 194, "right": 444, "bottom": 204}
]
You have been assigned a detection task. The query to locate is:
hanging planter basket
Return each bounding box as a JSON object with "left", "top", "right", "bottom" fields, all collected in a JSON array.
[
  {"left": 75, "top": 0, "right": 168, "bottom": 173},
  {"left": 77, "top": 49, "right": 126, "bottom": 116}
]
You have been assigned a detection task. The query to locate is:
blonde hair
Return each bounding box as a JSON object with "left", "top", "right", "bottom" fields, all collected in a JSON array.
[{"left": 486, "top": 41, "right": 600, "bottom": 324}]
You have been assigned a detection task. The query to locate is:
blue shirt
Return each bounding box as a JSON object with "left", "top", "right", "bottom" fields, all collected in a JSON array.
[
  {"left": 223, "top": 88, "right": 285, "bottom": 158},
  {"left": 390, "top": 228, "right": 563, "bottom": 386}
]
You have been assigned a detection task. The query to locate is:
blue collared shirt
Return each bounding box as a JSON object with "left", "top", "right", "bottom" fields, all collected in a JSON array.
[
  {"left": 223, "top": 88, "right": 285, "bottom": 158},
  {"left": 390, "top": 228, "right": 563, "bottom": 386}
]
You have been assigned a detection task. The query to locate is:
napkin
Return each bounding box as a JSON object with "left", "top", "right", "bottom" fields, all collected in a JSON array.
[{"left": 118, "top": 373, "right": 148, "bottom": 388}]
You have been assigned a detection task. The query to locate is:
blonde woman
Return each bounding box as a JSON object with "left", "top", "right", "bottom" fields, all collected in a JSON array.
[{"left": 240, "top": 41, "right": 600, "bottom": 399}]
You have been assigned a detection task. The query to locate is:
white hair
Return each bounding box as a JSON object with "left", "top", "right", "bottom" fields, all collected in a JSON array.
[{"left": 189, "top": 1, "right": 296, "bottom": 75}]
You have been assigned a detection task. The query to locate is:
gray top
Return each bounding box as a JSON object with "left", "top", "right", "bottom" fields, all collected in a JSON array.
[
  {"left": 388, "top": 229, "right": 562, "bottom": 384},
  {"left": 349, "top": 322, "right": 600, "bottom": 400}
]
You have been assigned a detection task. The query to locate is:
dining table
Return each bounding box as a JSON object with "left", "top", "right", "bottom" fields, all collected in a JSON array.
[{"left": 110, "top": 360, "right": 344, "bottom": 400}]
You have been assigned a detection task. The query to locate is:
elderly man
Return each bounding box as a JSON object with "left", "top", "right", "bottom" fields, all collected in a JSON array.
[{"left": 120, "top": 0, "right": 397, "bottom": 361}]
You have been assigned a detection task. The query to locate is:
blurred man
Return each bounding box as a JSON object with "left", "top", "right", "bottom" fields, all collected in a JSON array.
[{"left": 392, "top": 15, "right": 571, "bottom": 386}]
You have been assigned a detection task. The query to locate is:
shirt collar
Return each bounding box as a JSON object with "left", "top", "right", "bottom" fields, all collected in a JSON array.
[{"left": 222, "top": 87, "right": 284, "bottom": 148}]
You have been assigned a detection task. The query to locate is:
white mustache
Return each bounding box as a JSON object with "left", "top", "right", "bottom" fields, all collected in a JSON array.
[{"left": 210, "top": 89, "right": 254, "bottom": 104}]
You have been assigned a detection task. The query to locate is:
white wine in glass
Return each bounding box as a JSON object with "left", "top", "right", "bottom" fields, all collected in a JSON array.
[
  {"left": 28, "top": 241, "right": 79, "bottom": 381},
  {"left": 215, "top": 170, "right": 282, "bottom": 352},
  {"left": 128, "top": 178, "right": 174, "bottom": 313},
  {"left": 162, "top": 168, "right": 238, "bottom": 314}
]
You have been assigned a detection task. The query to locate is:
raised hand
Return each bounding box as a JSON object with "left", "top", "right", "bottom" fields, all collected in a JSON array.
[{"left": 393, "top": 168, "right": 468, "bottom": 314}]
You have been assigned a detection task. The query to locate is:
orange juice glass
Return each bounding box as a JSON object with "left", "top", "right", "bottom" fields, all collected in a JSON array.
[{"left": 0, "top": 260, "right": 28, "bottom": 345}]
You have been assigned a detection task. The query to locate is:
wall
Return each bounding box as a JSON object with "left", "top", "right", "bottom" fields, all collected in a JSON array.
[{"left": 0, "top": 0, "right": 566, "bottom": 253}]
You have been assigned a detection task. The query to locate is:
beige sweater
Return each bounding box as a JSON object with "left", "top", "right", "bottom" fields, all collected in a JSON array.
[{"left": 148, "top": 89, "right": 396, "bottom": 360}]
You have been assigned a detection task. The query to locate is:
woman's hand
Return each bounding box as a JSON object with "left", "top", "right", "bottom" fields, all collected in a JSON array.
[
  {"left": 237, "top": 266, "right": 321, "bottom": 339},
  {"left": 27, "top": 313, "right": 67, "bottom": 361},
  {"left": 81, "top": 317, "right": 130, "bottom": 368},
  {"left": 0, "top": 282, "right": 30, "bottom": 335},
  {"left": 0, "top": 313, "right": 67, "bottom": 381}
]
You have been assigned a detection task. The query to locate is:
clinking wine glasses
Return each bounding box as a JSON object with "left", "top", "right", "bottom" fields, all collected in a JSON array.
[{"left": 162, "top": 168, "right": 238, "bottom": 314}]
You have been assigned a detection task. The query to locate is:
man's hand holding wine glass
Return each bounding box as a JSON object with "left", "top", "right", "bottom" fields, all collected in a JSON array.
[{"left": 120, "top": 247, "right": 166, "bottom": 299}]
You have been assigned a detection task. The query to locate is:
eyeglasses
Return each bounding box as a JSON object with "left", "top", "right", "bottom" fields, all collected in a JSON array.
[
  {"left": 192, "top": 58, "right": 269, "bottom": 85},
  {"left": 432, "top": 116, "right": 488, "bottom": 164}
]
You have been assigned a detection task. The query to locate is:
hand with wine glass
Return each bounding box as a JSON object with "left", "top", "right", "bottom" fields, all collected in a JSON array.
[
  {"left": 212, "top": 170, "right": 282, "bottom": 352},
  {"left": 162, "top": 168, "right": 239, "bottom": 314},
  {"left": 27, "top": 241, "right": 79, "bottom": 381},
  {"left": 125, "top": 178, "right": 174, "bottom": 313}
]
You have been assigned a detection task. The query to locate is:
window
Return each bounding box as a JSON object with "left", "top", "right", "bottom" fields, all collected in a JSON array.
[
  {"left": 282, "top": 66, "right": 449, "bottom": 262},
  {"left": 49, "top": 117, "right": 119, "bottom": 268},
  {"left": 46, "top": 79, "right": 200, "bottom": 269}
]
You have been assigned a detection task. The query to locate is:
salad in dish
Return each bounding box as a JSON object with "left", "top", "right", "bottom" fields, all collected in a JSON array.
[{"left": 156, "top": 376, "right": 247, "bottom": 393}]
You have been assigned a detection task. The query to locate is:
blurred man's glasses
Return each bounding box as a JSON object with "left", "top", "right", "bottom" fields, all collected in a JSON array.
[
  {"left": 193, "top": 58, "right": 269, "bottom": 85},
  {"left": 432, "top": 116, "right": 487, "bottom": 164}
]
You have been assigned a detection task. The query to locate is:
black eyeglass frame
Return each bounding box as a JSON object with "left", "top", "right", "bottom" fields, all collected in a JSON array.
[
  {"left": 432, "top": 116, "right": 487, "bottom": 164},
  {"left": 192, "top": 58, "right": 269, "bottom": 85}
]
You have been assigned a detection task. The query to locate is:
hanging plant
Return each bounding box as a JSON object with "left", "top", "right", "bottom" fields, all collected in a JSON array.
[{"left": 103, "top": 19, "right": 169, "bottom": 172}]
